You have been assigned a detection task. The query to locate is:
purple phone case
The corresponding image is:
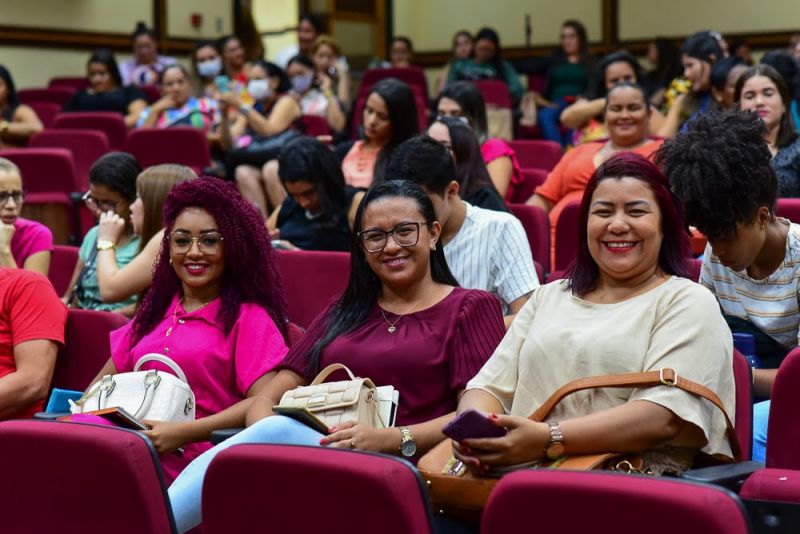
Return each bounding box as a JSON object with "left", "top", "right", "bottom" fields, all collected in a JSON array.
[{"left": 442, "top": 409, "right": 507, "bottom": 442}]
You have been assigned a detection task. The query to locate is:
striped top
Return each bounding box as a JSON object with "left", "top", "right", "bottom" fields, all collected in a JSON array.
[
  {"left": 700, "top": 219, "right": 800, "bottom": 348},
  {"left": 444, "top": 202, "right": 539, "bottom": 313}
]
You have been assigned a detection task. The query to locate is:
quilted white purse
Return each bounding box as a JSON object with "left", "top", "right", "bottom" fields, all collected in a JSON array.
[
  {"left": 70, "top": 354, "right": 195, "bottom": 423},
  {"left": 277, "top": 363, "right": 386, "bottom": 429}
]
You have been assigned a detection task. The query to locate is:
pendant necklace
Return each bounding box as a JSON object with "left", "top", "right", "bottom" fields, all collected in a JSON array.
[{"left": 380, "top": 301, "right": 420, "bottom": 334}]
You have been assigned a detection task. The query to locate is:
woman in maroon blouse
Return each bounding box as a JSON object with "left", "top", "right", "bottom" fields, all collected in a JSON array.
[{"left": 168, "top": 179, "right": 506, "bottom": 532}]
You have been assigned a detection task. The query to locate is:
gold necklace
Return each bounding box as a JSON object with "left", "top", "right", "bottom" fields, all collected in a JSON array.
[{"left": 379, "top": 301, "right": 421, "bottom": 334}]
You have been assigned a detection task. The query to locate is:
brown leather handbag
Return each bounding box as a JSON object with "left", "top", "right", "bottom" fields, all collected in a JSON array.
[{"left": 417, "top": 368, "right": 742, "bottom": 522}]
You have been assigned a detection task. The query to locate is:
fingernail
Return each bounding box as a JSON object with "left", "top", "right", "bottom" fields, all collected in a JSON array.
[
  {"left": 329, "top": 426, "right": 336, "bottom": 432},
  {"left": 490, "top": 413, "right": 498, "bottom": 420},
  {"left": 319, "top": 438, "right": 328, "bottom": 445}
]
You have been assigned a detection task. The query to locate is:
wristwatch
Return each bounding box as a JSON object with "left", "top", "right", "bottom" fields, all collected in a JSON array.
[
  {"left": 398, "top": 426, "right": 417, "bottom": 458},
  {"left": 545, "top": 421, "right": 565, "bottom": 460},
  {"left": 96, "top": 239, "right": 116, "bottom": 251}
]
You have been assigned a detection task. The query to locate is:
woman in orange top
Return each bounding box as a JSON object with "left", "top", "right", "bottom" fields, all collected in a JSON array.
[{"left": 527, "top": 82, "right": 664, "bottom": 267}]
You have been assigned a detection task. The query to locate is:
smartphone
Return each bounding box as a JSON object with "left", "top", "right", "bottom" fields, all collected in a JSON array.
[
  {"left": 442, "top": 409, "right": 506, "bottom": 442},
  {"left": 214, "top": 75, "right": 231, "bottom": 93},
  {"left": 273, "top": 405, "right": 330, "bottom": 434}
]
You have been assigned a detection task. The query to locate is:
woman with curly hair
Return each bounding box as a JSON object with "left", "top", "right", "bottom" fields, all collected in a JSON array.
[
  {"left": 658, "top": 110, "right": 798, "bottom": 462},
  {"left": 85, "top": 176, "right": 289, "bottom": 484}
]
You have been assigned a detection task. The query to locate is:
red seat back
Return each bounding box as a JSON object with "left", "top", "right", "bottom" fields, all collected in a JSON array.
[
  {"left": 27, "top": 102, "right": 62, "bottom": 128},
  {"left": 48, "top": 76, "right": 88, "bottom": 92},
  {"left": 732, "top": 349, "right": 753, "bottom": 461},
  {"left": 126, "top": 127, "right": 211, "bottom": 171},
  {"left": 474, "top": 79, "right": 512, "bottom": 109},
  {"left": 48, "top": 245, "right": 79, "bottom": 296},
  {"left": 766, "top": 348, "right": 800, "bottom": 469},
  {"left": 554, "top": 199, "right": 581, "bottom": 271},
  {"left": 0, "top": 419, "right": 176, "bottom": 533},
  {"left": 508, "top": 204, "right": 550, "bottom": 275},
  {"left": 54, "top": 112, "right": 129, "bottom": 151},
  {"left": 508, "top": 140, "right": 563, "bottom": 171},
  {"left": 30, "top": 129, "right": 110, "bottom": 190},
  {"left": 740, "top": 467, "right": 800, "bottom": 503},
  {"left": 276, "top": 250, "right": 350, "bottom": 328},
  {"left": 482, "top": 470, "right": 749, "bottom": 534},
  {"left": 0, "top": 148, "right": 77, "bottom": 200},
  {"left": 18, "top": 87, "right": 74, "bottom": 106},
  {"left": 139, "top": 85, "right": 162, "bottom": 104},
  {"left": 203, "top": 444, "right": 432, "bottom": 534},
  {"left": 686, "top": 257, "right": 702, "bottom": 282},
  {"left": 52, "top": 309, "right": 129, "bottom": 392},
  {"left": 299, "top": 114, "right": 332, "bottom": 137},
  {"left": 508, "top": 167, "right": 547, "bottom": 204},
  {"left": 359, "top": 67, "right": 429, "bottom": 102},
  {"left": 776, "top": 198, "right": 800, "bottom": 223}
]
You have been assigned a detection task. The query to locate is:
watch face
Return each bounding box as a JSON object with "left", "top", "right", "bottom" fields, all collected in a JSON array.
[
  {"left": 401, "top": 439, "right": 417, "bottom": 457},
  {"left": 546, "top": 442, "right": 565, "bottom": 460}
]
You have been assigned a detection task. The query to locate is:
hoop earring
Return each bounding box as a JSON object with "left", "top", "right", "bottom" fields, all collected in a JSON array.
[{"left": 169, "top": 258, "right": 173, "bottom": 265}]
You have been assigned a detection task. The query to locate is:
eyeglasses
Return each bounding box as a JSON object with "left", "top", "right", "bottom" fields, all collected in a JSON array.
[
  {"left": 0, "top": 190, "right": 23, "bottom": 206},
  {"left": 170, "top": 232, "right": 224, "bottom": 255},
  {"left": 358, "top": 222, "right": 424, "bottom": 253},
  {"left": 82, "top": 191, "right": 118, "bottom": 213}
]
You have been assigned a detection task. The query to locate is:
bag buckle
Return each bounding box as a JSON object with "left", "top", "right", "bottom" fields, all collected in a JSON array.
[
  {"left": 659, "top": 368, "right": 678, "bottom": 386},
  {"left": 99, "top": 375, "right": 115, "bottom": 395},
  {"left": 184, "top": 397, "right": 194, "bottom": 415}
]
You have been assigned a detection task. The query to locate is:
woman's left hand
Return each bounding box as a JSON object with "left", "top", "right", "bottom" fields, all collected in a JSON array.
[
  {"left": 142, "top": 420, "right": 193, "bottom": 455},
  {"left": 453, "top": 414, "right": 549, "bottom": 469},
  {"left": 97, "top": 211, "right": 126, "bottom": 244},
  {"left": 321, "top": 421, "right": 401, "bottom": 455}
]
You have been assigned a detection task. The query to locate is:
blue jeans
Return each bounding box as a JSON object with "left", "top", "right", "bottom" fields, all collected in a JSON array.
[
  {"left": 537, "top": 99, "right": 570, "bottom": 147},
  {"left": 752, "top": 400, "right": 770, "bottom": 463},
  {"left": 168, "top": 416, "right": 323, "bottom": 533}
]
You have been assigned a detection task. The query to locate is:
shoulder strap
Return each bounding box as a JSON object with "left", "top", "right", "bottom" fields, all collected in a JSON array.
[
  {"left": 310, "top": 363, "right": 357, "bottom": 385},
  {"left": 133, "top": 353, "right": 189, "bottom": 383},
  {"left": 530, "top": 368, "right": 742, "bottom": 462}
]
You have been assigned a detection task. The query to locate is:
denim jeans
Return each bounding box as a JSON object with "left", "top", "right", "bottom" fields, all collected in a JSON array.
[
  {"left": 752, "top": 400, "right": 770, "bottom": 463},
  {"left": 168, "top": 415, "right": 323, "bottom": 533},
  {"left": 537, "top": 99, "right": 570, "bottom": 147}
]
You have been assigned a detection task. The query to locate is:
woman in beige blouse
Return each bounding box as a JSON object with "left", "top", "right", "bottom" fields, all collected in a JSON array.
[{"left": 456, "top": 152, "right": 735, "bottom": 475}]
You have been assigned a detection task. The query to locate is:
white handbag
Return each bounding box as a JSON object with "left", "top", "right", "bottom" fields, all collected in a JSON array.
[{"left": 70, "top": 354, "right": 195, "bottom": 423}]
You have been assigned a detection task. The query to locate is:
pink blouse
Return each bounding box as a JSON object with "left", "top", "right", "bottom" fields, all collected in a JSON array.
[
  {"left": 11, "top": 218, "right": 53, "bottom": 268},
  {"left": 110, "top": 296, "right": 288, "bottom": 483},
  {"left": 481, "top": 138, "right": 523, "bottom": 201},
  {"left": 342, "top": 141, "right": 380, "bottom": 188}
]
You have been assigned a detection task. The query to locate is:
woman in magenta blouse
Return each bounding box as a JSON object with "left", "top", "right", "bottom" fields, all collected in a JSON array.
[
  {"left": 167, "top": 179, "right": 506, "bottom": 533},
  {"left": 86, "top": 177, "right": 289, "bottom": 485}
]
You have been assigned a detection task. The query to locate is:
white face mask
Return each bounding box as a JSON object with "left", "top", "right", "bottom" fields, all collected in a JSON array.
[
  {"left": 247, "top": 79, "right": 272, "bottom": 101},
  {"left": 197, "top": 58, "right": 222, "bottom": 78}
]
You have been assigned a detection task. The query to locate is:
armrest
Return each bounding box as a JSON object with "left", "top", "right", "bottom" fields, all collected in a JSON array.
[
  {"left": 680, "top": 461, "right": 764, "bottom": 493},
  {"left": 210, "top": 427, "right": 245, "bottom": 445},
  {"left": 33, "top": 411, "right": 70, "bottom": 421}
]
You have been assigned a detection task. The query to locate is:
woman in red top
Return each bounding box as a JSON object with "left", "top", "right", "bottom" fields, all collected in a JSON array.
[
  {"left": 527, "top": 82, "right": 663, "bottom": 267},
  {"left": 167, "top": 179, "right": 505, "bottom": 533}
]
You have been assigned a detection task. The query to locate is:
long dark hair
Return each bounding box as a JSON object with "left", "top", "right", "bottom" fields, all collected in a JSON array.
[
  {"left": 88, "top": 48, "right": 123, "bottom": 88},
  {"left": 474, "top": 27, "right": 505, "bottom": 77},
  {"left": 650, "top": 38, "right": 681, "bottom": 88},
  {"left": 734, "top": 64, "right": 799, "bottom": 149},
  {"left": 305, "top": 180, "right": 458, "bottom": 374},
  {"left": 567, "top": 152, "right": 690, "bottom": 296},
  {"left": 0, "top": 65, "right": 20, "bottom": 120},
  {"left": 130, "top": 177, "right": 287, "bottom": 345},
  {"left": 278, "top": 136, "right": 348, "bottom": 229},
  {"left": 367, "top": 79, "right": 419, "bottom": 184},
  {"left": 436, "top": 81, "right": 489, "bottom": 142},
  {"left": 589, "top": 51, "right": 643, "bottom": 99},
  {"left": 431, "top": 116, "right": 496, "bottom": 200}
]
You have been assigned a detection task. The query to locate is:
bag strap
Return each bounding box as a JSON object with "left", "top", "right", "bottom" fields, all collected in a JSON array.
[
  {"left": 133, "top": 354, "right": 189, "bottom": 384},
  {"left": 310, "top": 363, "right": 357, "bottom": 385},
  {"left": 68, "top": 245, "right": 98, "bottom": 307},
  {"left": 529, "top": 368, "right": 742, "bottom": 462}
]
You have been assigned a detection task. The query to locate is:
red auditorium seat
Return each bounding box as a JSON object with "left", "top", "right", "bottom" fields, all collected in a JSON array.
[
  {"left": 776, "top": 198, "right": 800, "bottom": 224},
  {"left": 0, "top": 419, "right": 177, "bottom": 533},
  {"left": 732, "top": 349, "right": 753, "bottom": 461},
  {"left": 203, "top": 445, "right": 432, "bottom": 534},
  {"left": 30, "top": 129, "right": 110, "bottom": 190},
  {"left": 482, "top": 470, "right": 749, "bottom": 534},
  {"left": 554, "top": 199, "right": 581, "bottom": 271},
  {"left": 51, "top": 309, "right": 128, "bottom": 393},
  {"left": 508, "top": 167, "right": 548, "bottom": 204},
  {"left": 54, "top": 112, "right": 128, "bottom": 151},
  {"left": 126, "top": 127, "right": 211, "bottom": 173},
  {"left": 508, "top": 203, "right": 550, "bottom": 275},
  {"left": 299, "top": 114, "right": 332, "bottom": 137},
  {"left": 18, "top": 87, "right": 74, "bottom": 106},
  {"left": 763, "top": 347, "right": 800, "bottom": 469},
  {"left": 0, "top": 147, "right": 79, "bottom": 244},
  {"left": 276, "top": 250, "right": 350, "bottom": 329},
  {"left": 48, "top": 76, "right": 88, "bottom": 92},
  {"left": 27, "top": 102, "right": 61, "bottom": 128},
  {"left": 358, "top": 67, "right": 429, "bottom": 102},
  {"left": 48, "top": 244, "right": 79, "bottom": 296},
  {"left": 475, "top": 79, "right": 512, "bottom": 109},
  {"left": 508, "top": 140, "right": 563, "bottom": 171}
]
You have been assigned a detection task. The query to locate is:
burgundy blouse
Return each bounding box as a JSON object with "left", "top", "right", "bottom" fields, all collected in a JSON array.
[{"left": 278, "top": 287, "right": 506, "bottom": 426}]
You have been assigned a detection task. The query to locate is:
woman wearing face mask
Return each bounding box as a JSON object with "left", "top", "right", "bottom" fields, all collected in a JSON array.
[
  {"left": 285, "top": 54, "right": 345, "bottom": 132},
  {"left": 736, "top": 65, "right": 800, "bottom": 198},
  {"left": 657, "top": 31, "right": 723, "bottom": 138},
  {"left": 191, "top": 41, "right": 223, "bottom": 98}
]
